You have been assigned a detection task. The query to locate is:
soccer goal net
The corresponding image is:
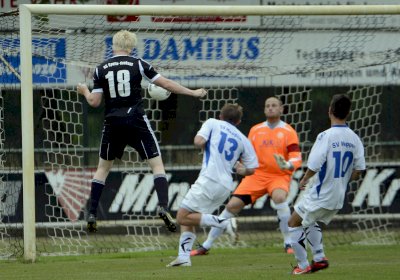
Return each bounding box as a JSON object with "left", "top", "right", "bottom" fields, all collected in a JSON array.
[{"left": 1, "top": 4, "right": 399, "bottom": 261}]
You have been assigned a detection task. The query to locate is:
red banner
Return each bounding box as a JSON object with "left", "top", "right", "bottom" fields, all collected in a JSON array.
[{"left": 106, "top": 0, "right": 140, "bottom": 22}]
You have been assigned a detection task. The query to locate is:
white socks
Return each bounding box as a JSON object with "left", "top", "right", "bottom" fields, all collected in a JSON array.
[
  {"left": 178, "top": 231, "right": 196, "bottom": 261},
  {"left": 202, "top": 209, "right": 235, "bottom": 250},
  {"left": 200, "top": 213, "right": 228, "bottom": 228},
  {"left": 274, "top": 202, "right": 291, "bottom": 245},
  {"left": 305, "top": 223, "right": 325, "bottom": 262},
  {"left": 202, "top": 227, "right": 223, "bottom": 250},
  {"left": 290, "top": 223, "right": 326, "bottom": 268},
  {"left": 289, "top": 226, "right": 310, "bottom": 269}
]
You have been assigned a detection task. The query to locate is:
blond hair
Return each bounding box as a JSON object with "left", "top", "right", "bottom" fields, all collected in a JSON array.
[{"left": 112, "top": 30, "right": 137, "bottom": 53}]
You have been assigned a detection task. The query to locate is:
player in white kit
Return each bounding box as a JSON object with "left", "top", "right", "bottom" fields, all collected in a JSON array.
[
  {"left": 167, "top": 103, "right": 258, "bottom": 267},
  {"left": 288, "top": 94, "right": 366, "bottom": 275}
]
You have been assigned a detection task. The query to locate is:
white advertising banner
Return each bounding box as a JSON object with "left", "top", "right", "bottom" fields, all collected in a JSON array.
[
  {"left": 2, "top": 30, "right": 400, "bottom": 87},
  {"left": 260, "top": 0, "right": 400, "bottom": 30},
  {"left": 65, "top": 31, "right": 400, "bottom": 87}
]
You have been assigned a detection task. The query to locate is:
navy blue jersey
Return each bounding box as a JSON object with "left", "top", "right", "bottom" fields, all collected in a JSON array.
[{"left": 92, "top": 55, "right": 160, "bottom": 118}]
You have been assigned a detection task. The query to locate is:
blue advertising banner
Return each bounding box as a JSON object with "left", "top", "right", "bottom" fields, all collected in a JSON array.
[{"left": 0, "top": 37, "right": 66, "bottom": 85}]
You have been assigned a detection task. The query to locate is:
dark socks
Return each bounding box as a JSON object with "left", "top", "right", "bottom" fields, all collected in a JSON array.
[
  {"left": 89, "top": 180, "right": 105, "bottom": 216},
  {"left": 154, "top": 174, "right": 169, "bottom": 209}
]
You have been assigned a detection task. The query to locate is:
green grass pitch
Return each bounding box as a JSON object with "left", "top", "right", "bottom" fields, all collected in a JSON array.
[{"left": 1, "top": 245, "right": 399, "bottom": 279}]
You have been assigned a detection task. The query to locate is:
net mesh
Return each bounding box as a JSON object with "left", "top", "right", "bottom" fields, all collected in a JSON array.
[{"left": 0, "top": 7, "right": 398, "bottom": 258}]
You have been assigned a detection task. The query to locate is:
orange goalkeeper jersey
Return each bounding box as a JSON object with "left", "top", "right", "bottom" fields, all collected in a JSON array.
[{"left": 249, "top": 120, "right": 302, "bottom": 176}]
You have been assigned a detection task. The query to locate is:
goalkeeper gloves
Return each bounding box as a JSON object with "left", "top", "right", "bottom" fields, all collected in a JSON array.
[{"left": 273, "top": 154, "right": 293, "bottom": 170}]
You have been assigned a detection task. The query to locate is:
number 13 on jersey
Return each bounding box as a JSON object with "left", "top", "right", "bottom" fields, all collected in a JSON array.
[{"left": 218, "top": 131, "right": 238, "bottom": 161}]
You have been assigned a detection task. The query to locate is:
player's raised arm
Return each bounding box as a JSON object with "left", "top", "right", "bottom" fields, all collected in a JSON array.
[{"left": 154, "top": 76, "right": 207, "bottom": 98}]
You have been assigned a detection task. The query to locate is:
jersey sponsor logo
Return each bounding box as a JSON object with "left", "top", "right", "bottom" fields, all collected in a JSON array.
[
  {"left": 260, "top": 139, "right": 282, "bottom": 148},
  {"left": 261, "top": 139, "right": 274, "bottom": 146}
]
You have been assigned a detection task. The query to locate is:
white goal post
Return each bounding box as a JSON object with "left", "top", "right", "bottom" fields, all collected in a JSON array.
[{"left": 16, "top": 4, "right": 400, "bottom": 262}]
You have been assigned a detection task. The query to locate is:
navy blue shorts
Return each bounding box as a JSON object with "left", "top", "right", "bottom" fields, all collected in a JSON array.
[{"left": 99, "top": 114, "right": 160, "bottom": 161}]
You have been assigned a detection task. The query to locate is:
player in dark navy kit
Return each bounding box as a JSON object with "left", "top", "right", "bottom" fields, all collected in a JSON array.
[{"left": 77, "top": 30, "right": 207, "bottom": 233}]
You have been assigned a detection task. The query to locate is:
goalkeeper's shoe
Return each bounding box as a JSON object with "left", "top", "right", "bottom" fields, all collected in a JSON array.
[
  {"left": 190, "top": 245, "right": 209, "bottom": 256},
  {"left": 87, "top": 214, "right": 97, "bottom": 233},
  {"left": 225, "top": 217, "right": 239, "bottom": 244},
  {"left": 284, "top": 244, "right": 294, "bottom": 254},
  {"left": 291, "top": 265, "right": 312, "bottom": 275},
  {"left": 166, "top": 257, "right": 191, "bottom": 267},
  {"left": 311, "top": 258, "right": 329, "bottom": 272},
  {"left": 158, "top": 206, "right": 177, "bottom": 233}
]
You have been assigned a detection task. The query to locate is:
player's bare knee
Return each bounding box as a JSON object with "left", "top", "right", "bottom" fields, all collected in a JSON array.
[
  {"left": 227, "top": 195, "right": 249, "bottom": 213},
  {"left": 272, "top": 195, "right": 286, "bottom": 205},
  {"left": 288, "top": 212, "right": 302, "bottom": 228},
  {"left": 288, "top": 218, "right": 296, "bottom": 228},
  {"left": 175, "top": 215, "right": 183, "bottom": 225},
  {"left": 175, "top": 209, "right": 188, "bottom": 224},
  {"left": 226, "top": 205, "right": 239, "bottom": 213},
  {"left": 271, "top": 188, "right": 288, "bottom": 204}
]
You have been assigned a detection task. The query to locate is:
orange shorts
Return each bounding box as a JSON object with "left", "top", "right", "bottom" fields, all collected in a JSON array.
[{"left": 233, "top": 174, "right": 291, "bottom": 204}]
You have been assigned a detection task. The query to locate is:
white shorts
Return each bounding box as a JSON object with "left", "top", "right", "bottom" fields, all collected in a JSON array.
[
  {"left": 294, "top": 198, "right": 339, "bottom": 228},
  {"left": 180, "top": 176, "right": 231, "bottom": 214}
]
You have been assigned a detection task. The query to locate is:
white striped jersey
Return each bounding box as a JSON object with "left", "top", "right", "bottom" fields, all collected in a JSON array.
[
  {"left": 304, "top": 124, "right": 366, "bottom": 210},
  {"left": 196, "top": 118, "right": 258, "bottom": 191}
]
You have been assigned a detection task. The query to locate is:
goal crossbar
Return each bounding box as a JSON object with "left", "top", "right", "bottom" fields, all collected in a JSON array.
[{"left": 22, "top": 4, "right": 400, "bottom": 16}]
